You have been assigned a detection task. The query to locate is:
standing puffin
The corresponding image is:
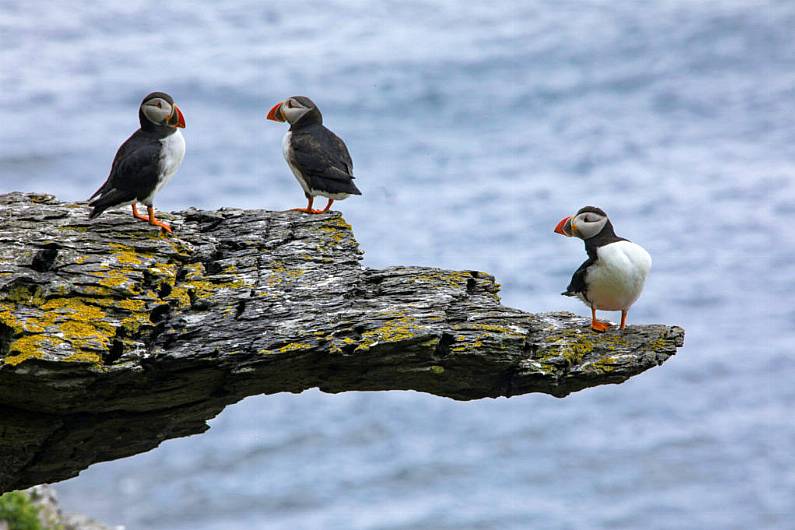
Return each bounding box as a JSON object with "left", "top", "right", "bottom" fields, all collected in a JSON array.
[
  {"left": 88, "top": 91, "right": 186, "bottom": 233},
  {"left": 554, "top": 206, "right": 651, "bottom": 332},
  {"left": 266, "top": 96, "right": 361, "bottom": 214}
]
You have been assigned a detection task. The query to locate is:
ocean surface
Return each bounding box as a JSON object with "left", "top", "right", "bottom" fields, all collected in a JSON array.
[{"left": 1, "top": 1, "right": 792, "bottom": 528}]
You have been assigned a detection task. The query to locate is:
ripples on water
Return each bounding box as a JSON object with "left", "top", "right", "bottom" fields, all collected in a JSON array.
[{"left": 1, "top": 1, "right": 791, "bottom": 529}]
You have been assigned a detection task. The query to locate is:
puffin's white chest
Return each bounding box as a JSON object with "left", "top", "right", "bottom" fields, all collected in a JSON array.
[
  {"left": 282, "top": 131, "right": 310, "bottom": 193},
  {"left": 159, "top": 130, "right": 186, "bottom": 182},
  {"left": 141, "top": 130, "right": 185, "bottom": 205},
  {"left": 585, "top": 240, "right": 651, "bottom": 311}
]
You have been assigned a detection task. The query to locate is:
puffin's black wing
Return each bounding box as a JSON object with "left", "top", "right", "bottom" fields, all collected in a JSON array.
[
  {"left": 88, "top": 132, "right": 161, "bottom": 219},
  {"left": 562, "top": 257, "right": 594, "bottom": 300},
  {"left": 290, "top": 124, "right": 361, "bottom": 195}
]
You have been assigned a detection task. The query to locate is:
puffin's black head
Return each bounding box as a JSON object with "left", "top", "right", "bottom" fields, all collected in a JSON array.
[
  {"left": 139, "top": 91, "right": 186, "bottom": 131},
  {"left": 266, "top": 96, "right": 322, "bottom": 127},
  {"left": 554, "top": 205, "right": 612, "bottom": 240}
]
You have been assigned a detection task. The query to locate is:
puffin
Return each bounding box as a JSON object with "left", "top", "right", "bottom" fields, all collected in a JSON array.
[
  {"left": 554, "top": 206, "right": 652, "bottom": 332},
  {"left": 266, "top": 96, "right": 361, "bottom": 214},
  {"left": 88, "top": 91, "right": 186, "bottom": 233}
]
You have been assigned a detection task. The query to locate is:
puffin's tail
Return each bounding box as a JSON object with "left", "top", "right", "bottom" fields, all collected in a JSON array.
[{"left": 88, "top": 188, "right": 132, "bottom": 219}]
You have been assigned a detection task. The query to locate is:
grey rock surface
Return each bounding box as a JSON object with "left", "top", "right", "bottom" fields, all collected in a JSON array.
[{"left": 0, "top": 192, "right": 684, "bottom": 492}]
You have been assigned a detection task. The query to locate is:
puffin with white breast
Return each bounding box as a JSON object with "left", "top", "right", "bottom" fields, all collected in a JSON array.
[
  {"left": 88, "top": 91, "right": 186, "bottom": 233},
  {"left": 554, "top": 206, "right": 651, "bottom": 332},
  {"left": 266, "top": 96, "right": 361, "bottom": 214}
]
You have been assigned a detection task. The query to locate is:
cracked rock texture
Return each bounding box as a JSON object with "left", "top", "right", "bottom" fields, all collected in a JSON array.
[{"left": 0, "top": 192, "right": 684, "bottom": 493}]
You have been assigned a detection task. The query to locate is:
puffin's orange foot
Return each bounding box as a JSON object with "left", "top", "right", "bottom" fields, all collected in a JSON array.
[
  {"left": 131, "top": 204, "right": 149, "bottom": 222},
  {"left": 145, "top": 206, "right": 173, "bottom": 234},
  {"left": 290, "top": 207, "right": 324, "bottom": 214},
  {"left": 591, "top": 320, "right": 612, "bottom": 333},
  {"left": 152, "top": 220, "right": 173, "bottom": 234}
]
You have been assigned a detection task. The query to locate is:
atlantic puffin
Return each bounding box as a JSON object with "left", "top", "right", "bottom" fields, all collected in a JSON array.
[
  {"left": 554, "top": 206, "right": 651, "bottom": 332},
  {"left": 88, "top": 91, "right": 186, "bottom": 233},
  {"left": 266, "top": 96, "right": 361, "bottom": 214}
]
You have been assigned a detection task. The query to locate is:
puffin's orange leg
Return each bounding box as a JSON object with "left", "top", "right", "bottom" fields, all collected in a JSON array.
[
  {"left": 147, "top": 206, "right": 172, "bottom": 234},
  {"left": 320, "top": 199, "right": 334, "bottom": 213},
  {"left": 291, "top": 196, "right": 324, "bottom": 214},
  {"left": 131, "top": 203, "right": 149, "bottom": 222},
  {"left": 620, "top": 310, "right": 628, "bottom": 330},
  {"left": 590, "top": 305, "right": 612, "bottom": 333}
]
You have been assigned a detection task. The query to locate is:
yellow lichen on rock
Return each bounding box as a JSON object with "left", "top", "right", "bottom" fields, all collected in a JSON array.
[
  {"left": 63, "top": 351, "right": 103, "bottom": 364},
  {"left": 4, "top": 335, "right": 48, "bottom": 366},
  {"left": 109, "top": 243, "right": 146, "bottom": 266},
  {"left": 266, "top": 260, "right": 305, "bottom": 288},
  {"left": 278, "top": 342, "right": 312, "bottom": 353},
  {"left": 318, "top": 217, "right": 352, "bottom": 246},
  {"left": 356, "top": 312, "right": 419, "bottom": 352},
  {"left": 413, "top": 270, "right": 471, "bottom": 289}
]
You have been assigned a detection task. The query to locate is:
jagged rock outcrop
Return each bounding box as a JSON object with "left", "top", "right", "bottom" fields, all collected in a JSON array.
[{"left": 0, "top": 193, "right": 684, "bottom": 493}]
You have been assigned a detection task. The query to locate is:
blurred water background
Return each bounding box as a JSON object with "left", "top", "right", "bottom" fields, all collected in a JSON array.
[{"left": 0, "top": 1, "right": 792, "bottom": 529}]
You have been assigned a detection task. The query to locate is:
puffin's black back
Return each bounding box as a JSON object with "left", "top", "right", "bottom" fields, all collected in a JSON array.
[{"left": 288, "top": 99, "right": 361, "bottom": 195}]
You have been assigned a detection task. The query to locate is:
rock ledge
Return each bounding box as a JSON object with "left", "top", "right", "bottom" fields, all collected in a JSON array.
[{"left": 0, "top": 193, "right": 684, "bottom": 492}]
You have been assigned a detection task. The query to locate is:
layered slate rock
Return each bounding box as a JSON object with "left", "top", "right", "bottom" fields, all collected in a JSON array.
[{"left": 0, "top": 193, "right": 684, "bottom": 492}]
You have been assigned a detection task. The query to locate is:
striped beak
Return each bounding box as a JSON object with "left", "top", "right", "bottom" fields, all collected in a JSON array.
[
  {"left": 554, "top": 216, "right": 573, "bottom": 237},
  {"left": 168, "top": 104, "right": 186, "bottom": 128},
  {"left": 266, "top": 101, "right": 285, "bottom": 122}
]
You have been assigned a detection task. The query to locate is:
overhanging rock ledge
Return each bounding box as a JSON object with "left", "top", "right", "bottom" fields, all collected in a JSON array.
[{"left": 0, "top": 192, "right": 684, "bottom": 492}]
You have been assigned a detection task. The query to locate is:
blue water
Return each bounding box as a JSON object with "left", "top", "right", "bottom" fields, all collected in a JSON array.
[{"left": 1, "top": 1, "right": 792, "bottom": 528}]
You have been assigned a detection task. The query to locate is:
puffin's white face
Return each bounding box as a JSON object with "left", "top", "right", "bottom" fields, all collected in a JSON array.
[
  {"left": 266, "top": 97, "right": 315, "bottom": 125},
  {"left": 570, "top": 210, "right": 608, "bottom": 240},
  {"left": 141, "top": 96, "right": 185, "bottom": 128},
  {"left": 280, "top": 98, "right": 313, "bottom": 124},
  {"left": 141, "top": 97, "right": 174, "bottom": 125},
  {"left": 554, "top": 208, "right": 609, "bottom": 240}
]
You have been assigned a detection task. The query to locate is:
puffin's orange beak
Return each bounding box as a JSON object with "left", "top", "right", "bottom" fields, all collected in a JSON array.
[
  {"left": 169, "top": 105, "right": 186, "bottom": 128},
  {"left": 554, "top": 216, "right": 573, "bottom": 236},
  {"left": 267, "top": 101, "right": 285, "bottom": 122}
]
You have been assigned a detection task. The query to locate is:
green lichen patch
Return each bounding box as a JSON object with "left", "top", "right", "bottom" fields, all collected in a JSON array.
[
  {"left": 4, "top": 285, "right": 46, "bottom": 306},
  {"left": 587, "top": 355, "right": 618, "bottom": 374},
  {"left": 0, "top": 490, "right": 44, "bottom": 530}
]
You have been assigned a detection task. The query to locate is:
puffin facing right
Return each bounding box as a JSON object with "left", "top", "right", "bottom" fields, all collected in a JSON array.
[
  {"left": 88, "top": 91, "right": 186, "bottom": 233},
  {"left": 554, "top": 206, "right": 651, "bottom": 332},
  {"left": 266, "top": 96, "right": 361, "bottom": 214}
]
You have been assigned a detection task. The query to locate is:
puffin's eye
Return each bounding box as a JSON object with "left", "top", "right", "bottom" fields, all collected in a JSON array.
[{"left": 286, "top": 100, "right": 294, "bottom": 108}]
